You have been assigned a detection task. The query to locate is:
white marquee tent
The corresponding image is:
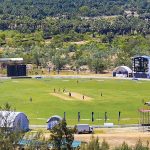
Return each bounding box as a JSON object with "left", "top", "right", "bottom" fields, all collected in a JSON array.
[
  {"left": 0, "top": 111, "right": 29, "bottom": 131},
  {"left": 113, "top": 66, "right": 132, "bottom": 77}
]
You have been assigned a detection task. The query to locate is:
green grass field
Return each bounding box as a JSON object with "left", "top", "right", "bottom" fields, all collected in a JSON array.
[{"left": 0, "top": 78, "right": 149, "bottom": 125}]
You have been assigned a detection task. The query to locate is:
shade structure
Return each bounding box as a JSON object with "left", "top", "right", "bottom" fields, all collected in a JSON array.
[
  {"left": 0, "top": 111, "right": 29, "bottom": 131},
  {"left": 138, "top": 109, "right": 150, "bottom": 129},
  {"left": 113, "top": 66, "right": 132, "bottom": 77},
  {"left": 47, "top": 115, "right": 62, "bottom": 130}
]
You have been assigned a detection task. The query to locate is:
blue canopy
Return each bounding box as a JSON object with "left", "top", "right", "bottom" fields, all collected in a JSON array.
[{"left": 18, "top": 139, "right": 81, "bottom": 148}]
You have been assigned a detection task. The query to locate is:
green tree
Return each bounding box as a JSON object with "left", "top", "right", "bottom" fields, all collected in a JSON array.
[
  {"left": 0, "top": 103, "right": 24, "bottom": 150},
  {"left": 52, "top": 49, "right": 68, "bottom": 74},
  {"left": 79, "top": 6, "right": 90, "bottom": 16},
  {"left": 90, "top": 51, "right": 108, "bottom": 74},
  {"left": 50, "top": 119, "right": 75, "bottom": 150},
  {"left": 0, "top": 49, "right": 3, "bottom": 58}
]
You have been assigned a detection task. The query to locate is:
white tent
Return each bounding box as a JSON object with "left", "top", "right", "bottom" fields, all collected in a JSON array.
[
  {"left": 47, "top": 115, "right": 62, "bottom": 130},
  {"left": 113, "top": 66, "right": 132, "bottom": 77},
  {"left": 144, "top": 102, "right": 150, "bottom": 106},
  {"left": 0, "top": 111, "right": 29, "bottom": 131}
]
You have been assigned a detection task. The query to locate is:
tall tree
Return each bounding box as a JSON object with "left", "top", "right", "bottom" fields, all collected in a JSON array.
[
  {"left": 90, "top": 51, "right": 108, "bottom": 74},
  {"left": 50, "top": 119, "right": 75, "bottom": 150},
  {"left": 52, "top": 48, "right": 68, "bottom": 74}
]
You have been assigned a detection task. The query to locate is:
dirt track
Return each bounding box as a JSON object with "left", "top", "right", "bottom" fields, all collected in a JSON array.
[
  {"left": 64, "top": 92, "right": 92, "bottom": 101},
  {"left": 50, "top": 93, "right": 74, "bottom": 100},
  {"left": 50, "top": 92, "right": 92, "bottom": 101}
]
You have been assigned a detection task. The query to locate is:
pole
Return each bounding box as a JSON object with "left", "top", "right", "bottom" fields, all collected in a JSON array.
[
  {"left": 105, "top": 112, "right": 107, "bottom": 123},
  {"left": 64, "top": 112, "right": 66, "bottom": 121},
  {"left": 92, "top": 112, "right": 94, "bottom": 122},
  {"left": 118, "top": 111, "right": 121, "bottom": 126},
  {"left": 78, "top": 112, "right": 80, "bottom": 122}
]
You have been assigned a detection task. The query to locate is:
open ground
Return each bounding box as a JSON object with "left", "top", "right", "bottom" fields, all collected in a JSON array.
[
  {"left": 74, "top": 127, "right": 150, "bottom": 149},
  {"left": 42, "top": 126, "right": 150, "bottom": 149},
  {"left": 0, "top": 77, "right": 150, "bottom": 125}
]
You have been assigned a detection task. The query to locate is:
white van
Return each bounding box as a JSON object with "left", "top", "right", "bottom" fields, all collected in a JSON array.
[{"left": 76, "top": 124, "right": 93, "bottom": 134}]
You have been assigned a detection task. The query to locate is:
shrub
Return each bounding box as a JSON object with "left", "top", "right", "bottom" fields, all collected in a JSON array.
[
  {"left": 100, "top": 139, "right": 109, "bottom": 150},
  {"left": 114, "top": 142, "right": 132, "bottom": 150},
  {"left": 134, "top": 139, "right": 149, "bottom": 150}
]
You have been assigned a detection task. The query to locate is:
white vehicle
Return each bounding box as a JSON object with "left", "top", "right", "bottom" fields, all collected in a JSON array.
[{"left": 76, "top": 124, "right": 93, "bottom": 134}]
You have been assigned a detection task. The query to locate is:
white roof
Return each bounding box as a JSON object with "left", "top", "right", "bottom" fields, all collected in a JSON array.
[
  {"left": 0, "top": 58, "right": 23, "bottom": 63},
  {"left": 47, "top": 115, "right": 62, "bottom": 123},
  {"left": 0, "top": 111, "right": 25, "bottom": 128},
  {"left": 145, "top": 102, "right": 150, "bottom": 106},
  {"left": 113, "top": 66, "right": 132, "bottom": 73}
]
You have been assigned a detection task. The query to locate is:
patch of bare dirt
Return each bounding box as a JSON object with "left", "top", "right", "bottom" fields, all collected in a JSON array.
[
  {"left": 64, "top": 92, "right": 92, "bottom": 101},
  {"left": 70, "top": 41, "right": 88, "bottom": 45},
  {"left": 50, "top": 91, "right": 92, "bottom": 101},
  {"left": 50, "top": 93, "right": 74, "bottom": 100}
]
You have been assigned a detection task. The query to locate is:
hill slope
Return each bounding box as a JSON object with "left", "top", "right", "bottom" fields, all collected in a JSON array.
[{"left": 0, "top": 0, "right": 149, "bottom": 18}]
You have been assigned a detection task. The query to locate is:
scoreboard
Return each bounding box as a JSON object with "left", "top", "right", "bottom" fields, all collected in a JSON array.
[
  {"left": 7, "top": 64, "right": 26, "bottom": 77},
  {"left": 132, "top": 56, "right": 150, "bottom": 78}
]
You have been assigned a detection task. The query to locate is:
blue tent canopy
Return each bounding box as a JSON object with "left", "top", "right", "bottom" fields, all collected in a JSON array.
[{"left": 18, "top": 139, "right": 81, "bottom": 148}]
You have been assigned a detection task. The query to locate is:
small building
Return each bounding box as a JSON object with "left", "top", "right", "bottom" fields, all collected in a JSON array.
[
  {"left": 0, "top": 58, "right": 26, "bottom": 77},
  {"left": 47, "top": 115, "right": 62, "bottom": 130},
  {"left": 132, "top": 56, "right": 150, "bottom": 78},
  {"left": 0, "top": 111, "right": 29, "bottom": 131},
  {"left": 124, "top": 10, "right": 139, "bottom": 17},
  {"left": 112, "top": 66, "right": 132, "bottom": 77},
  {"left": 139, "top": 109, "right": 150, "bottom": 131}
]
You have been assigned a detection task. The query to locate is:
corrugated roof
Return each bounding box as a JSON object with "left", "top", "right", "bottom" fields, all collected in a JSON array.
[
  {"left": 47, "top": 115, "right": 62, "bottom": 123},
  {"left": 0, "top": 111, "right": 25, "bottom": 127},
  {"left": 0, "top": 58, "right": 23, "bottom": 62}
]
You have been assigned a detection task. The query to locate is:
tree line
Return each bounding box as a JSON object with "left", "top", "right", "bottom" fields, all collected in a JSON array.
[
  {"left": 0, "top": 1, "right": 149, "bottom": 74},
  {"left": 0, "top": 0, "right": 149, "bottom": 18},
  {"left": 0, "top": 15, "right": 149, "bottom": 36},
  {"left": 1, "top": 34, "right": 150, "bottom": 74}
]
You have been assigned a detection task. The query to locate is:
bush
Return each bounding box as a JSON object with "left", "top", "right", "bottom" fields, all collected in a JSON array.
[
  {"left": 114, "top": 142, "right": 132, "bottom": 150},
  {"left": 100, "top": 139, "right": 109, "bottom": 150},
  {"left": 81, "top": 137, "right": 150, "bottom": 150},
  {"left": 80, "top": 137, "right": 110, "bottom": 150},
  {"left": 134, "top": 139, "right": 149, "bottom": 150},
  {"left": 80, "top": 136, "right": 100, "bottom": 150}
]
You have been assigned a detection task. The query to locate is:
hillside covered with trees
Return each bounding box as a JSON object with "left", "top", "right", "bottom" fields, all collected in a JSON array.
[
  {"left": 0, "top": 0, "right": 150, "bottom": 18},
  {"left": 0, "top": 0, "right": 150, "bottom": 74}
]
